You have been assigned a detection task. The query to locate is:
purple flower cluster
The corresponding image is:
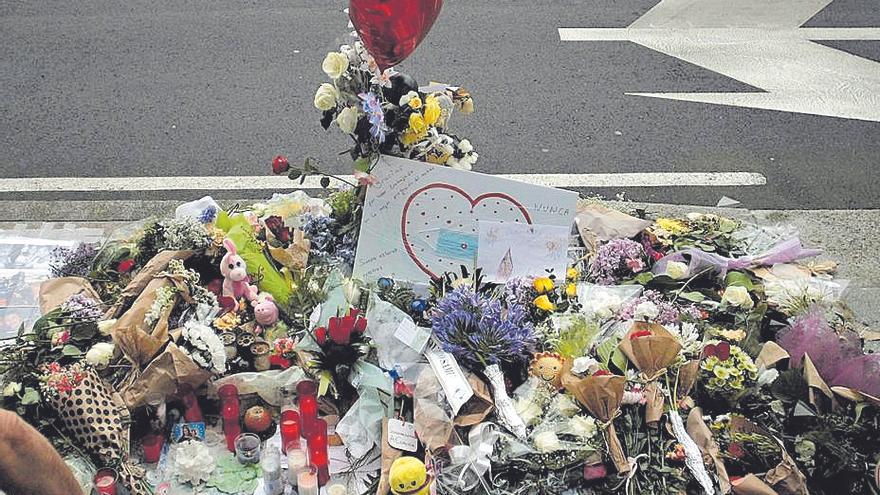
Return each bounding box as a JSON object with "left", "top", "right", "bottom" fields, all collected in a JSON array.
[
  {"left": 60, "top": 293, "right": 103, "bottom": 321},
  {"left": 590, "top": 238, "right": 648, "bottom": 285},
  {"left": 359, "top": 92, "right": 386, "bottom": 143},
  {"left": 503, "top": 277, "right": 534, "bottom": 306},
  {"left": 431, "top": 287, "right": 535, "bottom": 369},
  {"left": 617, "top": 289, "right": 701, "bottom": 325},
  {"left": 301, "top": 215, "right": 357, "bottom": 268},
  {"left": 49, "top": 243, "right": 97, "bottom": 278}
]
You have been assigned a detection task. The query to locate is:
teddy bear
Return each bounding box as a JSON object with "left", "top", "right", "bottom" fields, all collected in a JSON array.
[{"left": 220, "top": 238, "right": 258, "bottom": 302}]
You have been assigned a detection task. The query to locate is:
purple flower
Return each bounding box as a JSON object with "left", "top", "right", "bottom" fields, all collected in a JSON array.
[
  {"left": 60, "top": 293, "right": 103, "bottom": 321},
  {"left": 49, "top": 243, "right": 97, "bottom": 277},
  {"left": 590, "top": 238, "right": 648, "bottom": 285},
  {"left": 431, "top": 287, "right": 535, "bottom": 369},
  {"left": 358, "top": 92, "right": 386, "bottom": 143}
]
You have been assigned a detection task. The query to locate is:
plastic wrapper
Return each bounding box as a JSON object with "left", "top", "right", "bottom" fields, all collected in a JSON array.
[
  {"left": 576, "top": 283, "right": 643, "bottom": 321},
  {"left": 365, "top": 298, "right": 424, "bottom": 371},
  {"left": 211, "top": 366, "right": 306, "bottom": 406},
  {"left": 336, "top": 387, "right": 388, "bottom": 459}
]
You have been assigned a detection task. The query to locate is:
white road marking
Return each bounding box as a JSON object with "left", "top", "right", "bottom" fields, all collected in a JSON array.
[
  {"left": 560, "top": 0, "right": 880, "bottom": 122},
  {"left": 0, "top": 172, "right": 766, "bottom": 192}
]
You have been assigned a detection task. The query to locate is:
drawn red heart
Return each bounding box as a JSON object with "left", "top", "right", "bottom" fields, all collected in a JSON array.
[
  {"left": 401, "top": 183, "right": 532, "bottom": 279},
  {"left": 349, "top": 0, "right": 444, "bottom": 70}
]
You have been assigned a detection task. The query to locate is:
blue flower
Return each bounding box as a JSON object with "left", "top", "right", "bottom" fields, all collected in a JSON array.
[
  {"left": 359, "top": 92, "right": 386, "bottom": 143},
  {"left": 431, "top": 287, "right": 535, "bottom": 369}
]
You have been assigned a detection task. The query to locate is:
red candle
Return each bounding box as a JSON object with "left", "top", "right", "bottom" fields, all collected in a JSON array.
[
  {"left": 280, "top": 410, "right": 301, "bottom": 454},
  {"left": 178, "top": 384, "right": 204, "bottom": 423},
  {"left": 142, "top": 433, "right": 164, "bottom": 464},
  {"left": 219, "top": 383, "right": 241, "bottom": 452},
  {"left": 218, "top": 383, "right": 239, "bottom": 402},
  {"left": 297, "top": 380, "right": 318, "bottom": 438},
  {"left": 307, "top": 419, "right": 329, "bottom": 486},
  {"left": 94, "top": 467, "right": 118, "bottom": 495}
]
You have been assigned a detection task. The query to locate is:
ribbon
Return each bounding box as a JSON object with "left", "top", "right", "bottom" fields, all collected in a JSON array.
[
  {"left": 444, "top": 423, "right": 499, "bottom": 491},
  {"left": 612, "top": 454, "right": 647, "bottom": 494},
  {"left": 669, "top": 410, "right": 715, "bottom": 495}
]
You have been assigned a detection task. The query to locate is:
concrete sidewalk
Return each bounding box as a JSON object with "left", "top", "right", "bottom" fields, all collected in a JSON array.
[{"left": 1, "top": 199, "right": 876, "bottom": 326}]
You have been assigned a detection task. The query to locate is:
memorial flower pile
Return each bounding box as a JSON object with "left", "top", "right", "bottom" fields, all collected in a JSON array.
[{"left": 0, "top": 21, "right": 878, "bottom": 495}]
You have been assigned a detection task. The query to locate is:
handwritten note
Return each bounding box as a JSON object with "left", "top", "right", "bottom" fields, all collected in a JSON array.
[
  {"left": 426, "top": 348, "right": 474, "bottom": 415},
  {"left": 477, "top": 220, "right": 571, "bottom": 282},
  {"left": 387, "top": 418, "right": 419, "bottom": 452}
]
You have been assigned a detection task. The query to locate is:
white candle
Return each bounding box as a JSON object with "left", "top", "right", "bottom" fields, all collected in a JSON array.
[
  {"left": 297, "top": 467, "right": 318, "bottom": 495},
  {"left": 327, "top": 483, "right": 348, "bottom": 495},
  {"left": 286, "top": 449, "right": 308, "bottom": 486}
]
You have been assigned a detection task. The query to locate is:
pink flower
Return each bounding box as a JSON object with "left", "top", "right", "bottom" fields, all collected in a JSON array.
[
  {"left": 51, "top": 330, "right": 70, "bottom": 347},
  {"left": 354, "top": 171, "right": 377, "bottom": 186},
  {"left": 626, "top": 258, "right": 645, "bottom": 272}
]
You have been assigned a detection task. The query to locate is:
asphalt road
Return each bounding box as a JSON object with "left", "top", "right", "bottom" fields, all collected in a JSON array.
[{"left": 1, "top": 0, "right": 879, "bottom": 209}]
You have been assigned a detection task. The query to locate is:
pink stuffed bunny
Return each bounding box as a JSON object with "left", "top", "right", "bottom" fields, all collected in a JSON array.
[
  {"left": 253, "top": 293, "right": 279, "bottom": 327},
  {"left": 220, "top": 238, "right": 258, "bottom": 301}
]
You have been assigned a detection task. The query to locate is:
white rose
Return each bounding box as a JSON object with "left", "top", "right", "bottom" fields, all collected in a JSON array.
[
  {"left": 85, "top": 342, "right": 115, "bottom": 368},
  {"left": 321, "top": 52, "right": 349, "bottom": 79},
  {"left": 336, "top": 106, "right": 359, "bottom": 134},
  {"left": 514, "top": 397, "right": 543, "bottom": 426},
  {"left": 757, "top": 368, "right": 779, "bottom": 387},
  {"left": 533, "top": 431, "right": 561, "bottom": 453},
  {"left": 399, "top": 91, "right": 419, "bottom": 107},
  {"left": 567, "top": 415, "right": 598, "bottom": 439},
  {"left": 722, "top": 286, "right": 754, "bottom": 309},
  {"left": 97, "top": 319, "right": 117, "bottom": 336},
  {"left": 446, "top": 157, "right": 469, "bottom": 171},
  {"left": 314, "top": 83, "right": 338, "bottom": 111},
  {"left": 634, "top": 301, "right": 659, "bottom": 320},
  {"left": 458, "top": 139, "right": 473, "bottom": 154},
  {"left": 2, "top": 381, "right": 22, "bottom": 397},
  {"left": 665, "top": 261, "right": 690, "bottom": 280},
  {"left": 552, "top": 394, "right": 581, "bottom": 417}
]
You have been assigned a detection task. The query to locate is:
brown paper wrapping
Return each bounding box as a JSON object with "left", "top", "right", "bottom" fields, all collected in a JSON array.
[
  {"left": 618, "top": 322, "right": 681, "bottom": 423},
  {"left": 575, "top": 203, "right": 653, "bottom": 251},
  {"left": 562, "top": 373, "right": 629, "bottom": 472},
  {"left": 38, "top": 277, "right": 103, "bottom": 314},
  {"left": 732, "top": 475, "right": 779, "bottom": 495},
  {"left": 687, "top": 408, "right": 731, "bottom": 494},
  {"left": 802, "top": 354, "right": 836, "bottom": 412},
  {"left": 107, "top": 250, "right": 194, "bottom": 318},
  {"left": 268, "top": 229, "right": 311, "bottom": 270},
  {"left": 830, "top": 386, "right": 880, "bottom": 409},
  {"left": 728, "top": 416, "right": 809, "bottom": 495},
  {"left": 756, "top": 342, "right": 790, "bottom": 369},
  {"left": 413, "top": 369, "right": 493, "bottom": 452},
  {"left": 677, "top": 359, "right": 701, "bottom": 401},
  {"left": 120, "top": 343, "right": 212, "bottom": 408},
  {"left": 376, "top": 419, "right": 404, "bottom": 495}
]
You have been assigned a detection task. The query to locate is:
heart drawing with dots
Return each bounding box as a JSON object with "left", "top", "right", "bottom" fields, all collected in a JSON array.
[{"left": 401, "top": 183, "right": 532, "bottom": 279}]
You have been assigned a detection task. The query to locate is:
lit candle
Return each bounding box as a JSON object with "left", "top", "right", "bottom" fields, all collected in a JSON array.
[
  {"left": 297, "top": 380, "right": 318, "bottom": 438},
  {"left": 94, "top": 467, "right": 118, "bottom": 495},
  {"left": 279, "top": 410, "right": 300, "bottom": 454},
  {"left": 286, "top": 448, "right": 308, "bottom": 486},
  {"left": 297, "top": 466, "right": 319, "bottom": 495},
  {"left": 307, "top": 419, "right": 329, "bottom": 486}
]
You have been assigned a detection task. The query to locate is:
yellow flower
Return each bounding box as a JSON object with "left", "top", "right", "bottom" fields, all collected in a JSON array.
[
  {"left": 401, "top": 131, "right": 421, "bottom": 147},
  {"left": 655, "top": 218, "right": 689, "bottom": 235},
  {"left": 408, "top": 112, "right": 427, "bottom": 135},
  {"left": 716, "top": 328, "right": 746, "bottom": 341},
  {"left": 565, "top": 283, "right": 577, "bottom": 298},
  {"left": 566, "top": 267, "right": 579, "bottom": 280},
  {"left": 533, "top": 277, "right": 555, "bottom": 294},
  {"left": 424, "top": 96, "right": 441, "bottom": 126},
  {"left": 713, "top": 366, "right": 731, "bottom": 380},
  {"left": 408, "top": 96, "right": 423, "bottom": 109},
  {"left": 214, "top": 312, "right": 241, "bottom": 331},
  {"left": 533, "top": 295, "right": 556, "bottom": 311}
]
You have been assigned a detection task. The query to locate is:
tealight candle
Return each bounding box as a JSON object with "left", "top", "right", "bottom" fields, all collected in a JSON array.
[
  {"left": 94, "top": 467, "right": 118, "bottom": 495},
  {"left": 234, "top": 433, "right": 261, "bottom": 464},
  {"left": 286, "top": 448, "right": 308, "bottom": 486},
  {"left": 327, "top": 482, "right": 348, "bottom": 495},
  {"left": 297, "top": 466, "right": 319, "bottom": 495}
]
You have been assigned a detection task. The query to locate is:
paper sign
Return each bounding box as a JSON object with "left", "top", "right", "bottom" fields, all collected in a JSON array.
[
  {"left": 353, "top": 156, "right": 578, "bottom": 283},
  {"left": 394, "top": 318, "right": 431, "bottom": 353},
  {"left": 425, "top": 348, "right": 474, "bottom": 415},
  {"left": 387, "top": 418, "right": 419, "bottom": 452},
  {"left": 477, "top": 220, "right": 571, "bottom": 282}
]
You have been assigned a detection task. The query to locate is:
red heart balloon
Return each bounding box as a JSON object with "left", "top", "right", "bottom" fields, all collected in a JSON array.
[{"left": 349, "top": 0, "right": 444, "bottom": 70}]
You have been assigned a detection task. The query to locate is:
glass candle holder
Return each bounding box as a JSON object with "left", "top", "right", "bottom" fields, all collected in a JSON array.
[
  {"left": 250, "top": 339, "right": 270, "bottom": 371},
  {"left": 286, "top": 448, "right": 308, "bottom": 486},
  {"left": 327, "top": 482, "right": 348, "bottom": 495},
  {"left": 219, "top": 383, "right": 241, "bottom": 452},
  {"left": 261, "top": 445, "right": 283, "bottom": 495},
  {"left": 141, "top": 433, "right": 164, "bottom": 464},
  {"left": 234, "top": 433, "right": 261, "bottom": 464},
  {"left": 177, "top": 383, "right": 204, "bottom": 423},
  {"left": 298, "top": 381, "right": 318, "bottom": 439},
  {"left": 279, "top": 410, "right": 300, "bottom": 454},
  {"left": 307, "top": 418, "right": 329, "bottom": 486},
  {"left": 297, "top": 466, "right": 319, "bottom": 495},
  {"left": 94, "top": 467, "right": 119, "bottom": 495}
]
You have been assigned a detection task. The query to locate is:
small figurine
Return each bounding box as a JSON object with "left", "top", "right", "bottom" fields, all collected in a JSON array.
[
  {"left": 529, "top": 351, "right": 566, "bottom": 389},
  {"left": 253, "top": 293, "right": 279, "bottom": 327},
  {"left": 389, "top": 457, "right": 432, "bottom": 495},
  {"left": 220, "top": 239, "right": 258, "bottom": 301}
]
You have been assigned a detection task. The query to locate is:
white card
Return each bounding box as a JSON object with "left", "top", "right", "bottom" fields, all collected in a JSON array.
[
  {"left": 477, "top": 220, "right": 571, "bottom": 282},
  {"left": 425, "top": 349, "right": 474, "bottom": 415},
  {"left": 353, "top": 156, "right": 577, "bottom": 283},
  {"left": 393, "top": 318, "right": 431, "bottom": 353},
  {"left": 387, "top": 418, "right": 419, "bottom": 452}
]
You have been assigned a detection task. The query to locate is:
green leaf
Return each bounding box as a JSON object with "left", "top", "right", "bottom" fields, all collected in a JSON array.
[
  {"left": 20, "top": 387, "right": 40, "bottom": 405},
  {"left": 854, "top": 402, "right": 868, "bottom": 423},
  {"left": 633, "top": 272, "right": 654, "bottom": 285},
  {"left": 70, "top": 323, "right": 97, "bottom": 341},
  {"left": 61, "top": 345, "right": 82, "bottom": 357},
  {"left": 680, "top": 291, "right": 706, "bottom": 303},
  {"left": 610, "top": 348, "right": 628, "bottom": 373},
  {"left": 354, "top": 157, "right": 371, "bottom": 173},
  {"left": 596, "top": 337, "right": 628, "bottom": 372},
  {"left": 725, "top": 271, "right": 754, "bottom": 290}
]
